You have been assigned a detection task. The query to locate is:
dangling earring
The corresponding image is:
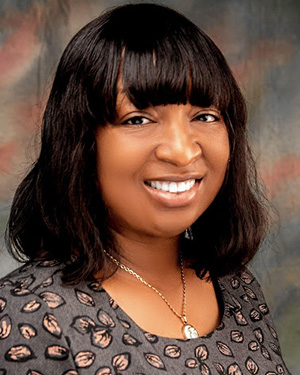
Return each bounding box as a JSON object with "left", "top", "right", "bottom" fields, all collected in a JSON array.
[{"left": 184, "top": 226, "right": 193, "bottom": 241}]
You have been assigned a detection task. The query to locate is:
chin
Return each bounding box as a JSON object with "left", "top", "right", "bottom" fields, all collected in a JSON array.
[{"left": 147, "top": 217, "right": 199, "bottom": 239}]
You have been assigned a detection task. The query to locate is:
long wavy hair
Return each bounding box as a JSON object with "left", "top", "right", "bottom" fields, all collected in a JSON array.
[{"left": 6, "top": 3, "right": 269, "bottom": 283}]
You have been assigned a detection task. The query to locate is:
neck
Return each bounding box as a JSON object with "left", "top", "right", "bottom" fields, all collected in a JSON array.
[{"left": 110, "top": 230, "right": 182, "bottom": 282}]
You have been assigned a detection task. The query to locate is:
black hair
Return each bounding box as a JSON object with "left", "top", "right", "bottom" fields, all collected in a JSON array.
[{"left": 6, "top": 3, "right": 269, "bottom": 283}]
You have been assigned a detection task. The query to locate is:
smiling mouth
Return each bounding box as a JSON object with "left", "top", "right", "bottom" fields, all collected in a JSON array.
[{"left": 144, "top": 179, "right": 200, "bottom": 194}]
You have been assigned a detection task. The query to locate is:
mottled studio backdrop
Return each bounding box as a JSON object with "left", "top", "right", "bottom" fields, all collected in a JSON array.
[{"left": 0, "top": 0, "right": 299, "bottom": 372}]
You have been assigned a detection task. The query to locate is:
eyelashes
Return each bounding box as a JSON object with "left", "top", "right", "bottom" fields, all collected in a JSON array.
[
  {"left": 194, "top": 113, "right": 220, "bottom": 122},
  {"left": 121, "top": 116, "right": 152, "bottom": 126},
  {"left": 121, "top": 112, "right": 220, "bottom": 126}
]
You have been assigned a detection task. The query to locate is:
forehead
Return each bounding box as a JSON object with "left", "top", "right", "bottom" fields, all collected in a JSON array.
[{"left": 95, "top": 35, "right": 233, "bottom": 125}]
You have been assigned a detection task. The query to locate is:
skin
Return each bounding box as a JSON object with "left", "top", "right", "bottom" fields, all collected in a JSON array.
[{"left": 95, "top": 91, "right": 230, "bottom": 338}]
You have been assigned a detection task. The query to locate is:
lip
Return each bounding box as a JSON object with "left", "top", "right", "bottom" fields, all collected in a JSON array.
[
  {"left": 143, "top": 178, "right": 202, "bottom": 208},
  {"left": 145, "top": 174, "right": 202, "bottom": 182}
]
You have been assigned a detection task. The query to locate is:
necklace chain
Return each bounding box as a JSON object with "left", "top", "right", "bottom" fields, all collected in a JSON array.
[{"left": 103, "top": 249, "right": 187, "bottom": 324}]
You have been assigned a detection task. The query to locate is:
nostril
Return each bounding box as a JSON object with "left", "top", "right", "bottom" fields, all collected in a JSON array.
[{"left": 154, "top": 142, "right": 202, "bottom": 167}]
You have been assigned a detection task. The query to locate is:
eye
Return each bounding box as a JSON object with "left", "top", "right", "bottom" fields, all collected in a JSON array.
[
  {"left": 122, "top": 116, "right": 151, "bottom": 126},
  {"left": 194, "top": 113, "right": 220, "bottom": 122}
]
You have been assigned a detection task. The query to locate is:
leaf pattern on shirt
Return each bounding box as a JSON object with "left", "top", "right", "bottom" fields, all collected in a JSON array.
[
  {"left": 45, "top": 345, "right": 69, "bottom": 360},
  {"left": 0, "top": 263, "right": 290, "bottom": 374},
  {"left": 144, "top": 352, "right": 166, "bottom": 370},
  {"left": 71, "top": 316, "right": 96, "bottom": 334},
  {"left": 18, "top": 323, "right": 37, "bottom": 339},
  {"left": 246, "top": 356, "right": 259, "bottom": 374},
  {"left": 185, "top": 358, "right": 198, "bottom": 368},
  {"left": 5, "top": 344, "right": 35, "bottom": 362},
  {"left": 122, "top": 332, "right": 142, "bottom": 347},
  {"left": 95, "top": 367, "right": 113, "bottom": 375},
  {"left": 42, "top": 312, "right": 62, "bottom": 338},
  {"left": 90, "top": 327, "right": 112, "bottom": 349},
  {"left": 20, "top": 300, "right": 41, "bottom": 313},
  {"left": 97, "top": 309, "right": 115, "bottom": 328},
  {"left": 0, "top": 297, "right": 7, "bottom": 313},
  {"left": 216, "top": 341, "right": 234, "bottom": 357},
  {"left": 0, "top": 315, "right": 12, "bottom": 339},
  {"left": 39, "top": 291, "right": 65, "bottom": 309},
  {"left": 112, "top": 352, "right": 131, "bottom": 371},
  {"left": 164, "top": 344, "right": 181, "bottom": 358},
  {"left": 231, "top": 330, "right": 244, "bottom": 343},
  {"left": 75, "top": 289, "right": 95, "bottom": 307},
  {"left": 74, "top": 351, "right": 95, "bottom": 368}
]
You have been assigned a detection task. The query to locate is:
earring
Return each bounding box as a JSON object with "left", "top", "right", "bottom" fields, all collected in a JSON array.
[{"left": 184, "top": 226, "right": 193, "bottom": 241}]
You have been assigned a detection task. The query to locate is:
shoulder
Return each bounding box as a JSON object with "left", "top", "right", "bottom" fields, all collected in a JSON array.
[
  {"left": 0, "top": 260, "right": 66, "bottom": 312},
  {"left": 218, "top": 267, "right": 278, "bottom": 337},
  {"left": 0, "top": 260, "right": 108, "bottom": 371},
  {"left": 0, "top": 259, "right": 64, "bottom": 288},
  {"left": 219, "top": 267, "right": 268, "bottom": 305},
  {"left": 0, "top": 259, "right": 110, "bottom": 319},
  {"left": 0, "top": 261, "right": 67, "bottom": 350}
]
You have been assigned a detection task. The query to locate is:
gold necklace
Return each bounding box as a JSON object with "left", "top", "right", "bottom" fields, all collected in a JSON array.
[{"left": 103, "top": 249, "right": 199, "bottom": 339}]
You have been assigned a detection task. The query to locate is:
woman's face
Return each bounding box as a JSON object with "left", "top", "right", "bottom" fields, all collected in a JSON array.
[{"left": 96, "top": 92, "right": 230, "bottom": 240}]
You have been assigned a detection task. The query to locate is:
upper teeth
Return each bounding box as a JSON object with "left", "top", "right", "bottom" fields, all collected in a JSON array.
[{"left": 147, "top": 179, "right": 196, "bottom": 193}]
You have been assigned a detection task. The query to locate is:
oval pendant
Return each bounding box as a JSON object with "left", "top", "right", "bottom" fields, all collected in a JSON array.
[{"left": 183, "top": 324, "right": 199, "bottom": 339}]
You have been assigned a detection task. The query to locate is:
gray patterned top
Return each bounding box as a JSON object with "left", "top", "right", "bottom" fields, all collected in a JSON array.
[{"left": 0, "top": 260, "right": 291, "bottom": 375}]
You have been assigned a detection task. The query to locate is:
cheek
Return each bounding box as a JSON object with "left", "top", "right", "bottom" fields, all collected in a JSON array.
[
  {"left": 202, "top": 131, "right": 230, "bottom": 194},
  {"left": 205, "top": 130, "right": 230, "bottom": 168},
  {"left": 96, "top": 135, "right": 145, "bottom": 187},
  {"left": 95, "top": 128, "right": 146, "bottom": 217}
]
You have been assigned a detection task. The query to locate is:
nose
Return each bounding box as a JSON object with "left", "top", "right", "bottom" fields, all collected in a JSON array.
[{"left": 154, "top": 121, "right": 202, "bottom": 167}]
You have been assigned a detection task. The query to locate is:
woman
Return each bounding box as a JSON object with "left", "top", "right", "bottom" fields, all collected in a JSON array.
[{"left": 0, "top": 3, "right": 290, "bottom": 374}]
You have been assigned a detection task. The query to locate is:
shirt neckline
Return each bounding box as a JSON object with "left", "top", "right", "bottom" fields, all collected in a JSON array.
[{"left": 99, "top": 274, "right": 230, "bottom": 343}]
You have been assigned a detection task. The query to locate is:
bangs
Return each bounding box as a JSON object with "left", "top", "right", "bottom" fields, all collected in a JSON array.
[
  {"left": 120, "top": 36, "right": 232, "bottom": 113},
  {"left": 88, "top": 4, "right": 235, "bottom": 124}
]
